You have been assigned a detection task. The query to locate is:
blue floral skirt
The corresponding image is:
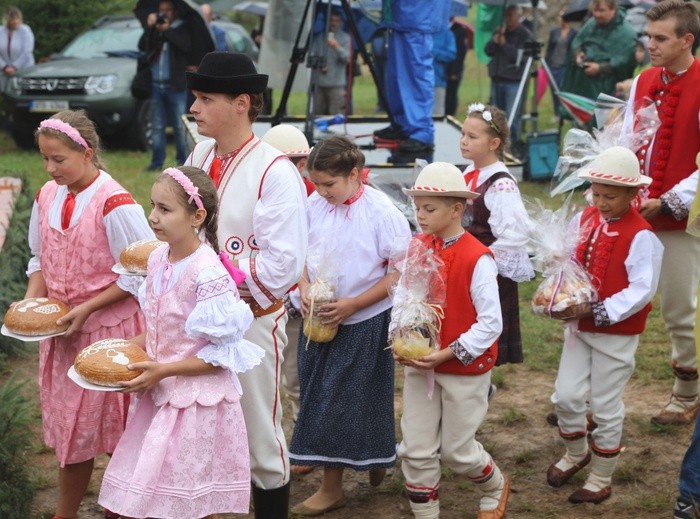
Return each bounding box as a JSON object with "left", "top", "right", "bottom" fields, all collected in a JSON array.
[{"left": 289, "top": 309, "right": 396, "bottom": 470}]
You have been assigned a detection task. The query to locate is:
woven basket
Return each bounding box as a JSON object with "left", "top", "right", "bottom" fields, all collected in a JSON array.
[{"left": 548, "top": 303, "right": 590, "bottom": 320}]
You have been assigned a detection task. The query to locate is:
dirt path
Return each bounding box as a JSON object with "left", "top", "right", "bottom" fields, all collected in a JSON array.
[{"left": 24, "top": 318, "right": 690, "bottom": 518}]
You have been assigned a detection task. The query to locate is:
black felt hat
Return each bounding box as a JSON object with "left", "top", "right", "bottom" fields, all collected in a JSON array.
[{"left": 186, "top": 52, "right": 268, "bottom": 94}]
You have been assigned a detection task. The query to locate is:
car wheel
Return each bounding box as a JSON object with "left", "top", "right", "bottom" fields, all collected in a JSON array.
[{"left": 125, "top": 99, "right": 151, "bottom": 151}]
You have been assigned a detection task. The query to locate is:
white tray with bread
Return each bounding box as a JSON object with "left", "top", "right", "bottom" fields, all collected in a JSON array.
[
  {"left": 72, "top": 338, "right": 149, "bottom": 391},
  {"left": 116, "top": 239, "right": 165, "bottom": 276},
  {"left": 68, "top": 366, "right": 124, "bottom": 391},
  {"left": 2, "top": 297, "right": 70, "bottom": 341}
]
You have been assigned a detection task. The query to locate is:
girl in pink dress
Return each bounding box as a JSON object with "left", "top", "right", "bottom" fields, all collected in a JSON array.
[
  {"left": 98, "top": 167, "right": 264, "bottom": 518},
  {"left": 24, "top": 110, "right": 153, "bottom": 519}
]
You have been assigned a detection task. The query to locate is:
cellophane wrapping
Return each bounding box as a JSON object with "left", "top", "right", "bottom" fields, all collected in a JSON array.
[
  {"left": 303, "top": 242, "right": 341, "bottom": 344},
  {"left": 527, "top": 197, "right": 598, "bottom": 319},
  {"left": 388, "top": 237, "right": 447, "bottom": 359}
]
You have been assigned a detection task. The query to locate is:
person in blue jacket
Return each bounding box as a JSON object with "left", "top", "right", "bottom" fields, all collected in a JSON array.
[{"left": 373, "top": 0, "right": 450, "bottom": 154}]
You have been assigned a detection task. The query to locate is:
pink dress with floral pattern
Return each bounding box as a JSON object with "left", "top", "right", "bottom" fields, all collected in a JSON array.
[
  {"left": 36, "top": 179, "right": 146, "bottom": 467},
  {"left": 99, "top": 245, "right": 262, "bottom": 517}
]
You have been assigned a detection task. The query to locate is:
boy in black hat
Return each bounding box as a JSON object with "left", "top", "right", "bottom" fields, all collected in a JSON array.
[{"left": 185, "top": 51, "right": 308, "bottom": 518}]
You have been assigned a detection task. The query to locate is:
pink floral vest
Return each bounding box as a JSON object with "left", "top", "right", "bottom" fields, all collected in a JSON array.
[
  {"left": 37, "top": 180, "right": 140, "bottom": 334},
  {"left": 144, "top": 246, "right": 240, "bottom": 408}
]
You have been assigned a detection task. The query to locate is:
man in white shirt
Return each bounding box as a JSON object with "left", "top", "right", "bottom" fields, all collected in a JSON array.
[{"left": 186, "top": 51, "right": 308, "bottom": 518}]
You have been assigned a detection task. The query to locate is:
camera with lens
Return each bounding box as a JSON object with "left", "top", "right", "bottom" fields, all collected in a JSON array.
[{"left": 156, "top": 12, "right": 167, "bottom": 25}]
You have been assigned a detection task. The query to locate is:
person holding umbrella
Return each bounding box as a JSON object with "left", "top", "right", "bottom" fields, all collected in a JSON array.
[{"left": 139, "top": 0, "right": 190, "bottom": 171}]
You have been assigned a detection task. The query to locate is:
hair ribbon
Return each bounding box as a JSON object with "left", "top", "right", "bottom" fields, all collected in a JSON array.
[
  {"left": 38, "top": 119, "right": 89, "bottom": 149},
  {"left": 163, "top": 168, "right": 204, "bottom": 210}
]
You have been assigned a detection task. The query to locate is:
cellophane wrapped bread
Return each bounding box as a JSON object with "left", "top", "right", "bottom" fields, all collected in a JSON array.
[
  {"left": 302, "top": 242, "right": 341, "bottom": 344},
  {"left": 388, "top": 237, "right": 446, "bottom": 359},
  {"left": 528, "top": 198, "right": 598, "bottom": 320}
]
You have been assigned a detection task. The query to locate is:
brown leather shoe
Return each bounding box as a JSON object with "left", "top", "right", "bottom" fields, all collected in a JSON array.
[
  {"left": 369, "top": 468, "right": 386, "bottom": 487},
  {"left": 652, "top": 395, "right": 700, "bottom": 425},
  {"left": 568, "top": 485, "right": 612, "bottom": 504},
  {"left": 477, "top": 475, "right": 510, "bottom": 519},
  {"left": 546, "top": 451, "right": 592, "bottom": 488}
]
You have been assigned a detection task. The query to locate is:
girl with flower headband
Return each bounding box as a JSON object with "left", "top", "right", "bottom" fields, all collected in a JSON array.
[
  {"left": 460, "top": 103, "right": 534, "bottom": 365},
  {"left": 99, "top": 166, "right": 264, "bottom": 518},
  {"left": 22, "top": 109, "right": 154, "bottom": 519}
]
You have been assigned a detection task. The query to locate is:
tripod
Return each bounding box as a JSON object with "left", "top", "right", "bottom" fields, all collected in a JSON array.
[
  {"left": 497, "top": 0, "right": 560, "bottom": 139},
  {"left": 271, "top": 0, "right": 397, "bottom": 144}
]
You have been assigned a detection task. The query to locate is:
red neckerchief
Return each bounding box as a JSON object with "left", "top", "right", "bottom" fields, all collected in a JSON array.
[
  {"left": 208, "top": 133, "right": 255, "bottom": 188},
  {"left": 343, "top": 184, "right": 365, "bottom": 205},
  {"left": 61, "top": 171, "right": 101, "bottom": 231}
]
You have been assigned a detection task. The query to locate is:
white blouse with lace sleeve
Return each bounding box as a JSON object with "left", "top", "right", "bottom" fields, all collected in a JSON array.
[{"left": 483, "top": 176, "right": 535, "bottom": 282}]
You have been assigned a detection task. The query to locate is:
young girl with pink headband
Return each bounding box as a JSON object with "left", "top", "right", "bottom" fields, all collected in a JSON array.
[
  {"left": 99, "top": 166, "right": 263, "bottom": 518},
  {"left": 22, "top": 109, "right": 154, "bottom": 519}
]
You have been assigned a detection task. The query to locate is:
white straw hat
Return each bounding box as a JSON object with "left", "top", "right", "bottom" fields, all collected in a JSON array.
[
  {"left": 262, "top": 124, "right": 312, "bottom": 157},
  {"left": 578, "top": 146, "right": 652, "bottom": 187},
  {"left": 403, "top": 162, "right": 479, "bottom": 199}
]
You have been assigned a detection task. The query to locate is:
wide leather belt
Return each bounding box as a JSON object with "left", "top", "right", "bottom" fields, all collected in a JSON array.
[{"left": 245, "top": 297, "right": 284, "bottom": 318}]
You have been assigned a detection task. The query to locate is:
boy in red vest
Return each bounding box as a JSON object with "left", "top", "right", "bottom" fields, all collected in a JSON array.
[
  {"left": 547, "top": 147, "right": 664, "bottom": 504},
  {"left": 396, "top": 162, "right": 509, "bottom": 519}
]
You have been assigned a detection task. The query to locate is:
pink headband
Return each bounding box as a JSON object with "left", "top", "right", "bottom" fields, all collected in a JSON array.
[
  {"left": 38, "top": 119, "right": 89, "bottom": 149},
  {"left": 163, "top": 168, "right": 204, "bottom": 210}
]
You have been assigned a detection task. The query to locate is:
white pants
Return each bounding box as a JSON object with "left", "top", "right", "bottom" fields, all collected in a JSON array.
[
  {"left": 398, "top": 367, "right": 493, "bottom": 491},
  {"left": 552, "top": 331, "right": 638, "bottom": 450},
  {"left": 281, "top": 317, "right": 301, "bottom": 421},
  {"left": 238, "top": 307, "right": 290, "bottom": 489},
  {"left": 657, "top": 231, "right": 700, "bottom": 395}
]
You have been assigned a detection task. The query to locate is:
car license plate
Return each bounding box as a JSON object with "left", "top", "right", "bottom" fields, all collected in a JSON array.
[{"left": 29, "top": 100, "right": 70, "bottom": 113}]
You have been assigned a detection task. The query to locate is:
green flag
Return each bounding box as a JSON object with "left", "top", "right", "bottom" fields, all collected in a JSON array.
[{"left": 475, "top": 4, "right": 504, "bottom": 64}]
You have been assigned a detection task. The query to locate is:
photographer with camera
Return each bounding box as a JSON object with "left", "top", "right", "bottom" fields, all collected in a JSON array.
[
  {"left": 308, "top": 10, "right": 351, "bottom": 116},
  {"left": 561, "top": 0, "right": 636, "bottom": 118},
  {"left": 138, "top": 0, "right": 190, "bottom": 171},
  {"left": 484, "top": 4, "right": 533, "bottom": 145}
]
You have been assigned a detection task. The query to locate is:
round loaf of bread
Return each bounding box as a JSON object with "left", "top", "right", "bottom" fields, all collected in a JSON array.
[
  {"left": 74, "top": 339, "right": 149, "bottom": 387},
  {"left": 3, "top": 297, "right": 70, "bottom": 336},
  {"left": 119, "top": 239, "right": 165, "bottom": 274}
]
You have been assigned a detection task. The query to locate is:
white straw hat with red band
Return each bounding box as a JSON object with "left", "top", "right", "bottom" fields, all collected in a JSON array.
[
  {"left": 403, "top": 161, "right": 479, "bottom": 199},
  {"left": 262, "top": 124, "right": 312, "bottom": 157},
  {"left": 578, "top": 146, "right": 652, "bottom": 187}
]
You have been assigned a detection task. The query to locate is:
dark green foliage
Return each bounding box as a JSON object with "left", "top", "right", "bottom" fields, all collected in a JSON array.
[
  {"left": 0, "top": 0, "right": 135, "bottom": 60},
  {"left": 0, "top": 377, "right": 36, "bottom": 518},
  {"left": 0, "top": 171, "right": 34, "bottom": 367}
]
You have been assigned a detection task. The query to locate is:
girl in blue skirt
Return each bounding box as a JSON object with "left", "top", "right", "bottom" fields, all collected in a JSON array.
[{"left": 289, "top": 136, "right": 411, "bottom": 515}]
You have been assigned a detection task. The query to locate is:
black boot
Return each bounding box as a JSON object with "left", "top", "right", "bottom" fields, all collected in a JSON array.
[{"left": 252, "top": 482, "right": 290, "bottom": 519}]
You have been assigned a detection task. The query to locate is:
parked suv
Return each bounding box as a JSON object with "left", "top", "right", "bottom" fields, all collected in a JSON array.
[{"left": 3, "top": 15, "right": 258, "bottom": 150}]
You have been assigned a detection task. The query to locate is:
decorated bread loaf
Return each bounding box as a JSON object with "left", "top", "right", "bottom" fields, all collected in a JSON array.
[
  {"left": 3, "top": 297, "right": 70, "bottom": 336},
  {"left": 74, "top": 339, "right": 149, "bottom": 387},
  {"left": 119, "top": 239, "right": 165, "bottom": 274}
]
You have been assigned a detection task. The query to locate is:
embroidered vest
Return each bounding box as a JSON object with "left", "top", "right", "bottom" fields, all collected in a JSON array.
[
  {"left": 463, "top": 171, "right": 510, "bottom": 246},
  {"left": 575, "top": 206, "right": 653, "bottom": 335},
  {"left": 37, "top": 180, "right": 140, "bottom": 333},
  {"left": 144, "top": 246, "right": 240, "bottom": 408},
  {"left": 189, "top": 137, "right": 287, "bottom": 303},
  {"left": 433, "top": 233, "right": 499, "bottom": 375},
  {"left": 634, "top": 59, "right": 700, "bottom": 231}
]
